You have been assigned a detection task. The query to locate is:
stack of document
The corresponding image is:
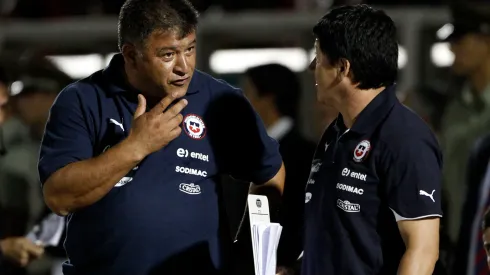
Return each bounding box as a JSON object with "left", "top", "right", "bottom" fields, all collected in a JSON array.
[
  {"left": 26, "top": 213, "right": 65, "bottom": 247},
  {"left": 252, "top": 222, "right": 283, "bottom": 275},
  {"left": 247, "top": 195, "right": 283, "bottom": 275}
]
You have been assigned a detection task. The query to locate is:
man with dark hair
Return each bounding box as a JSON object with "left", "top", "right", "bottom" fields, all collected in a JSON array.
[
  {"left": 242, "top": 64, "right": 315, "bottom": 271},
  {"left": 244, "top": 64, "right": 301, "bottom": 120},
  {"left": 38, "top": 0, "right": 285, "bottom": 275},
  {"left": 303, "top": 4, "right": 442, "bottom": 275}
]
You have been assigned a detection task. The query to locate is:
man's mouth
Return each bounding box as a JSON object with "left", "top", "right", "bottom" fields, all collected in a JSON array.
[{"left": 171, "top": 77, "right": 189, "bottom": 86}]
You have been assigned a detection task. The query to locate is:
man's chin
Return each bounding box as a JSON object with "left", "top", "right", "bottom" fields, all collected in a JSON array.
[{"left": 168, "top": 85, "right": 189, "bottom": 98}]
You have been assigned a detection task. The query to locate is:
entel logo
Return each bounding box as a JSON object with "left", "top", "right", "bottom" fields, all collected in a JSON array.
[
  {"left": 179, "top": 183, "right": 201, "bottom": 195},
  {"left": 177, "top": 148, "right": 209, "bottom": 162},
  {"left": 341, "top": 168, "right": 367, "bottom": 181}
]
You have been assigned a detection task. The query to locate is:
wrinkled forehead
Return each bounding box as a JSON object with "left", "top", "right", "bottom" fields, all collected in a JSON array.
[{"left": 145, "top": 29, "right": 196, "bottom": 50}]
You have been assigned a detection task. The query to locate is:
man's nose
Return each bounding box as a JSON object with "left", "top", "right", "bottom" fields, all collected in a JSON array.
[{"left": 174, "top": 54, "right": 189, "bottom": 76}]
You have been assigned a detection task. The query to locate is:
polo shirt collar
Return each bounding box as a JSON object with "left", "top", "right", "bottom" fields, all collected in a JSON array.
[
  {"left": 102, "top": 53, "right": 200, "bottom": 95},
  {"left": 334, "top": 85, "right": 398, "bottom": 134}
]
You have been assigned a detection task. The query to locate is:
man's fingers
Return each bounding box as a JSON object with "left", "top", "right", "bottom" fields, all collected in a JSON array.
[
  {"left": 169, "top": 114, "right": 184, "bottom": 127},
  {"left": 19, "top": 251, "right": 29, "bottom": 266},
  {"left": 133, "top": 94, "right": 147, "bottom": 119},
  {"left": 150, "top": 92, "right": 178, "bottom": 115},
  {"left": 169, "top": 127, "right": 182, "bottom": 139},
  {"left": 164, "top": 98, "right": 188, "bottom": 117},
  {"left": 26, "top": 245, "right": 44, "bottom": 258},
  {"left": 22, "top": 240, "right": 44, "bottom": 257}
]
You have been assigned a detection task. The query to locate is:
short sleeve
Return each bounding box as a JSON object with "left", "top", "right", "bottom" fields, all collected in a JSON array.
[
  {"left": 383, "top": 137, "right": 443, "bottom": 221},
  {"left": 204, "top": 89, "right": 282, "bottom": 184},
  {"left": 38, "top": 85, "right": 94, "bottom": 185}
]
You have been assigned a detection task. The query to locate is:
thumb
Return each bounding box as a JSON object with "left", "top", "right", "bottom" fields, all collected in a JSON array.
[{"left": 134, "top": 94, "right": 146, "bottom": 119}]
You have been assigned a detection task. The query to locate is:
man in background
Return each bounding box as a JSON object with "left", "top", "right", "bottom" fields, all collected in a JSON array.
[
  {"left": 242, "top": 64, "right": 316, "bottom": 272},
  {"left": 441, "top": 2, "right": 490, "bottom": 240},
  {"left": 227, "top": 64, "right": 316, "bottom": 274},
  {"left": 11, "top": 77, "right": 60, "bottom": 142},
  {"left": 439, "top": 3, "right": 490, "bottom": 275},
  {"left": 0, "top": 68, "right": 45, "bottom": 274}
]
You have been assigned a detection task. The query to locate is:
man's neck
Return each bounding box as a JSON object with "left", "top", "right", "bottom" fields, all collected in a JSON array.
[
  {"left": 470, "top": 60, "right": 490, "bottom": 94},
  {"left": 336, "top": 87, "right": 385, "bottom": 129}
]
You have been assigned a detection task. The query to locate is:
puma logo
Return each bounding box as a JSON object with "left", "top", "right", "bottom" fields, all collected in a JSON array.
[
  {"left": 419, "top": 189, "right": 435, "bottom": 203},
  {"left": 109, "top": 118, "right": 124, "bottom": 132}
]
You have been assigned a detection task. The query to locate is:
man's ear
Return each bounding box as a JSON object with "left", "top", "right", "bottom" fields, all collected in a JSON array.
[
  {"left": 121, "top": 44, "right": 138, "bottom": 67},
  {"left": 338, "top": 58, "right": 351, "bottom": 78}
]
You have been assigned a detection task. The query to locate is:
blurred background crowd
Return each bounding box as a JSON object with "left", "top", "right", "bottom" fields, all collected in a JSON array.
[{"left": 1, "top": 0, "right": 490, "bottom": 274}]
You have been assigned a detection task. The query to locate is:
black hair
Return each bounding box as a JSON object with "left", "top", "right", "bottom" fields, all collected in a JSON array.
[
  {"left": 483, "top": 207, "right": 490, "bottom": 230},
  {"left": 245, "top": 64, "right": 301, "bottom": 120},
  {"left": 313, "top": 4, "right": 398, "bottom": 89},
  {"left": 118, "top": 0, "right": 199, "bottom": 51}
]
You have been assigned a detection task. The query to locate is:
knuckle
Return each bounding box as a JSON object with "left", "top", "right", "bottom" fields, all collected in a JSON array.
[{"left": 174, "top": 130, "right": 182, "bottom": 138}]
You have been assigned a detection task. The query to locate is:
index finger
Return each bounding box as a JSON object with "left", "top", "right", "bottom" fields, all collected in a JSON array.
[
  {"left": 164, "top": 98, "right": 188, "bottom": 117},
  {"left": 150, "top": 92, "right": 178, "bottom": 115},
  {"left": 23, "top": 242, "right": 44, "bottom": 257}
]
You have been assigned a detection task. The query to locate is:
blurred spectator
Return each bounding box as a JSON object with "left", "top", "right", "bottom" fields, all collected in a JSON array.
[
  {"left": 0, "top": 68, "right": 45, "bottom": 275},
  {"left": 440, "top": 2, "right": 490, "bottom": 241},
  {"left": 11, "top": 76, "right": 68, "bottom": 275},
  {"left": 11, "top": 77, "right": 60, "bottom": 141},
  {"left": 438, "top": 2, "right": 490, "bottom": 275},
  {"left": 243, "top": 64, "right": 316, "bottom": 271},
  {"left": 0, "top": 69, "right": 35, "bottom": 236},
  {"left": 229, "top": 64, "right": 316, "bottom": 274}
]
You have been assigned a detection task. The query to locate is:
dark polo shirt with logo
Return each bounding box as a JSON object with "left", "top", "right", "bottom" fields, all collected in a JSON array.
[
  {"left": 302, "top": 86, "right": 443, "bottom": 275},
  {"left": 38, "top": 54, "right": 282, "bottom": 275}
]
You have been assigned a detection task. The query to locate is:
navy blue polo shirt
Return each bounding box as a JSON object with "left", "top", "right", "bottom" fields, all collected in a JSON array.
[
  {"left": 302, "top": 86, "right": 443, "bottom": 275},
  {"left": 38, "top": 54, "right": 282, "bottom": 275}
]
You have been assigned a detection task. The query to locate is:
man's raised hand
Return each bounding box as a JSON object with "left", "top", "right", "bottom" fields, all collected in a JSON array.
[{"left": 128, "top": 93, "right": 187, "bottom": 158}]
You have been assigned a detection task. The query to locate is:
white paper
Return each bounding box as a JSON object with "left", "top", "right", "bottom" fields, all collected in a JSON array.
[
  {"left": 247, "top": 195, "right": 283, "bottom": 275},
  {"left": 26, "top": 213, "right": 65, "bottom": 247}
]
